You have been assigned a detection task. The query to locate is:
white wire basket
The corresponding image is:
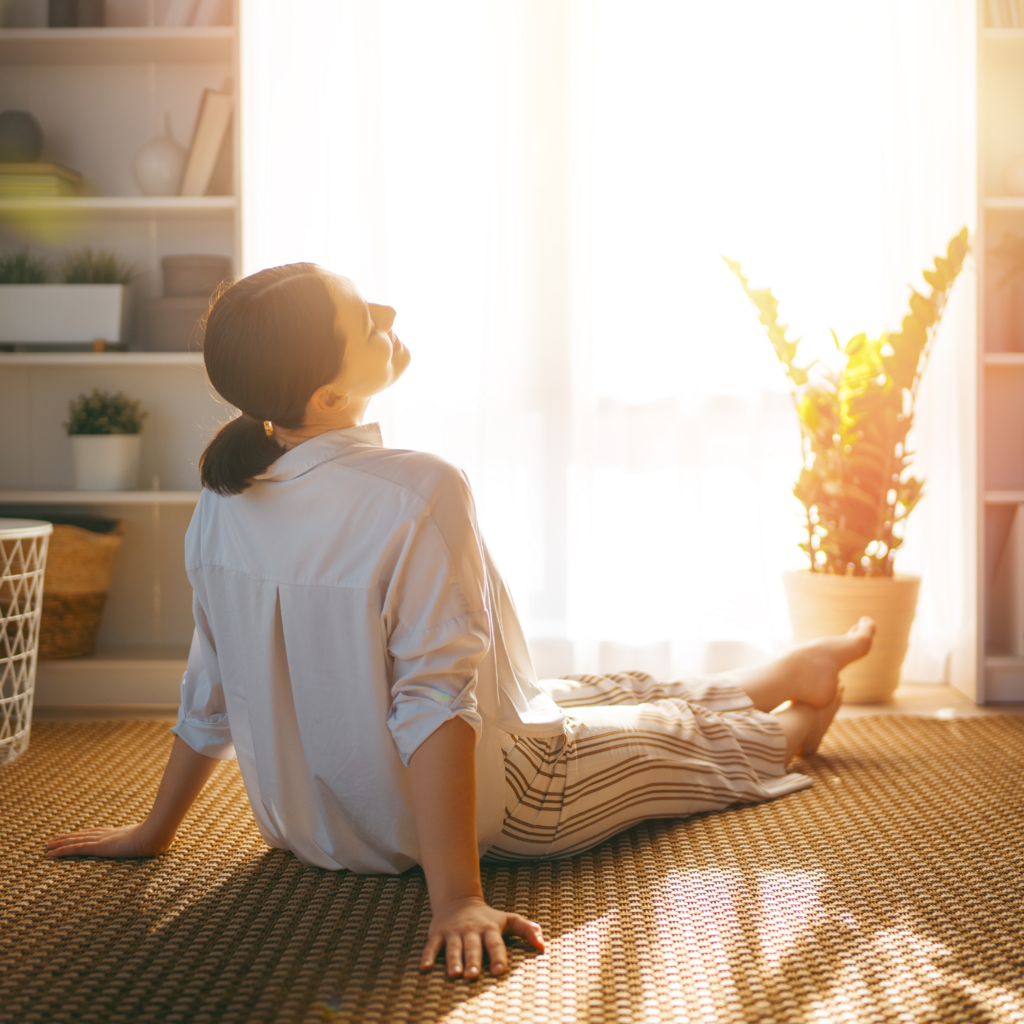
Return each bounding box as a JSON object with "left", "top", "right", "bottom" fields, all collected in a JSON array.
[{"left": 0, "top": 519, "right": 52, "bottom": 767}]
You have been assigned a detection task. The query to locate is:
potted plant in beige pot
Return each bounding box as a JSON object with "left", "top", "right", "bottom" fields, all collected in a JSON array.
[
  {"left": 725, "top": 229, "right": 969, "bottom": 702},
  {"left": 66, "top": 389, "right": 147, "bottom": 491}
]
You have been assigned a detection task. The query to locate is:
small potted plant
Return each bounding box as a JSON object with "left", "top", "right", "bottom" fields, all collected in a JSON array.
[
  {"left": 0, "top": 246, "right": 131, "bottom": 348},
  {"left": 66, "top": 389, "right": 147, "bottom": 491},
  {"left": 725, "top": 228, "right": 969, "bottom": 701}
]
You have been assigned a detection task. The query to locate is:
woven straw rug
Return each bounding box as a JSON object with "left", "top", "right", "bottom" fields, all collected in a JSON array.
[{"left": 1, "top": 717, "right": 1022, "bottom": 1024}]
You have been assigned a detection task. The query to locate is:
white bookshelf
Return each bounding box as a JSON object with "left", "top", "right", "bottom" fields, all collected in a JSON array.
[
  {"left": 0, "top": 9, "right": 239, "bottom": 703},
  {"left": 974, "top": 12, "right": 1024, "bottom": 701}
]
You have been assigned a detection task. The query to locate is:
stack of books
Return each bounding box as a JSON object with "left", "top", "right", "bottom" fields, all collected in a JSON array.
[{"left": 0, "top": 163, "right": 84, "bottom": 198}]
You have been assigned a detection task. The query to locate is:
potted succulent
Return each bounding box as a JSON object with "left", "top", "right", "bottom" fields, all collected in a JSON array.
[
  {"left": 0, "top": 247, "right": 131, "bottom": 348},
  {"left": 66, "top": 389, "right": 147, "bottom": 491},
  {"left": 725, "top": 228, "right": 969, "bottom": 701}
]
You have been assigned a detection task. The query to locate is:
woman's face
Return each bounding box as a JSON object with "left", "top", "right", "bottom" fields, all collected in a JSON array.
[{"left": 330, "top": 276, "right": 410, "bottom": 401}]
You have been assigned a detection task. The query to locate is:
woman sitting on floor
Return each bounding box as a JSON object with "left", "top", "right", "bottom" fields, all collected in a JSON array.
[{"left": 47, "top": 264, "right": 876, "bottom": 980}]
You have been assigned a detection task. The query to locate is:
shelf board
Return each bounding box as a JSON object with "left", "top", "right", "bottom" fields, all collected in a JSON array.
[
  {"left": 985, "top": 652, "right": 1024, "bottom": 668},
  {"left": 0, "top": 490, "right": 200, "bottom": 505},
  {"left": 0, "top": 26, "right": 235, "bottom": 65},
  {"left": 0, "top": 351, "right": 203, "bottom": 366},
  {"left": 42, "top": 644, "right": 190, "bottom": 664},
  {"left": 984, "top": 352, "right": 1024, "bottom": 365},
  {"left": 985, "top": 490, "right": 1024, "bottom": 504},
  {"left": 34, "top": 644, "right": 189, "bottom": 706},
  {"left": 0, "top": 196, "right": 236, "bottom": 220},
  {"left": 983, "top": 27, "right": 1024, "bottom": 41},
  {"left": 983, "top": 196, "right": 1024, "bottom": 210}
]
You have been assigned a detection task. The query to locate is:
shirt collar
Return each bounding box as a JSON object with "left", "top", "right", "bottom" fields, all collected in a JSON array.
[{"left": 255, "top": 422, "right": 384, "bottom": 482}]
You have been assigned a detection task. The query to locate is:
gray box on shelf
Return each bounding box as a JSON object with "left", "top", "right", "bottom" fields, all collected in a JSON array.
[
  {"left": 161, "top": 254, "right": 232, "bottom": 297},
  {"left": 135, "top": 253, "right": 231, "bottom": 351},
  {"left": 137, "top": 295, "right": 207, "bottom": 352}
]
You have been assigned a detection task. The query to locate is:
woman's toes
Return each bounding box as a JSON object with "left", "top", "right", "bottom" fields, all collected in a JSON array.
[
  {"left": 848, "top": 616, "right": 877, "bottom": 642},
  {"left": 833, "top": 618, "right": 875, "bottom": 665}
]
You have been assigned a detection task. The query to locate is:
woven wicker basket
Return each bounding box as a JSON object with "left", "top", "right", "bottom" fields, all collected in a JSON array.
[{"left": 38, "top": 520, "right": 123, "bottom": 660}]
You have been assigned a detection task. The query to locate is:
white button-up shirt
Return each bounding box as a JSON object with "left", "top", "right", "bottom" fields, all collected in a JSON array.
[{"left": 172, "top": 423, "right": 565, "bottom": 874}]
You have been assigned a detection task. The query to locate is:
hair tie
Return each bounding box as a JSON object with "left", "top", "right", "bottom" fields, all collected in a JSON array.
[{"left": 264, "top": 421, "right": 274, "bottom": 437}]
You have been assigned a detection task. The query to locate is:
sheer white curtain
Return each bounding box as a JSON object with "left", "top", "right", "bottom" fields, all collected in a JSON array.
[{"left": 241, "top": 0, "right": 975, "bottom": 681}]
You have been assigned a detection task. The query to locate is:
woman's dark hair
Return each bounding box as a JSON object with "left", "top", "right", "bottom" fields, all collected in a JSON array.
[{"left": 199, "top": 263, "right": 344, "bottom": 495}]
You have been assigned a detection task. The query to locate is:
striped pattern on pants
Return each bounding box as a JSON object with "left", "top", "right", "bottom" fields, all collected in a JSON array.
[{"left": 484, "top": 671, "right": 812, "bottom": 862}]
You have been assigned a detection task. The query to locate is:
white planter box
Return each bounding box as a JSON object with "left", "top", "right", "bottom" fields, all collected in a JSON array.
[
  {"left": 71, "top": 434, "right": 142, "bottom": 491},
  {"left": 0, "top": 284, "right": 127, "bottom": 345}
]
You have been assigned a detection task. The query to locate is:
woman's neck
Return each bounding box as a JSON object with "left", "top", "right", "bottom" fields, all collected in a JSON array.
[{"left": 273, "top": 405, "right": 368, "bottom": 451}]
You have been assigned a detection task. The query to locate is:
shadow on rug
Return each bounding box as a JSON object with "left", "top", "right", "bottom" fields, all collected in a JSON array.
[{"left": 1, "top": 715, "right": 1022, "bottom": 1023}]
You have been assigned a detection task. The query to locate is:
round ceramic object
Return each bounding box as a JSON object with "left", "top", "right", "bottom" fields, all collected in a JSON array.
[
  {"left": 161, "top": 254, "right": 233, "bottom": 297},
  {"left": 133, "top": 113, "right": 186, "bottom": 197},
  {"left": 0, "top": 110, "right": 44, "bottom": 163},
  {"left": 782, "top": 570, "right": 921, "bottom": 703},
  {"left": 1006, "top": 153, "right": 1024, "bottom": 196},
  {"left": 71, "top": 434, "right": 142, "bottom": 491},
  {"left": 47, "top": 0, "right": 75, "bottom": 26}
]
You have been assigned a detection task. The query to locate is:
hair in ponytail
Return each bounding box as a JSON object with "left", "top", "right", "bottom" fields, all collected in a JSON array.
[{"left": 199, "top": 263, "right": 345, "bottom": 495}]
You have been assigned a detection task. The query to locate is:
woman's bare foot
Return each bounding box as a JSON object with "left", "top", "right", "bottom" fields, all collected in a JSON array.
[
  {"left": 786, "top": 617, "right": 876, "bottom": 709},
  {"left": 798, "top": 683, "right": 845, "bottom": 756}
]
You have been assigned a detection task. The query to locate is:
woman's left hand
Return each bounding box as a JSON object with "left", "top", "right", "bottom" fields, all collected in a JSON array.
[
  {"left": 46, "top": 821, "right": 167, "bottom": 859},
  {"left": 420, "top": 896, "right": 545, "bottom": 979}
]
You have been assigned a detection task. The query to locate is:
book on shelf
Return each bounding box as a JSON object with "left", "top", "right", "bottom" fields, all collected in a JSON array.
[
  {"left": 180, "top": 87, "right": 233, "bottom": 197},
  {"left": 992, "top": 504, "right": 1024, "bottom": 655},
  {"left": 0, "top": 162, "right": 83, "bottom": 198}
]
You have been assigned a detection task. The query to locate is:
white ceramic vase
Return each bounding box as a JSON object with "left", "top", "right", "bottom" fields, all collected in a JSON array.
[
  {"left": 133, "top": 113, "right": 186, "bottom": 197},
  {"left": 782, "top": 570, "right": 921, "bottom": 703},
  {"left": 71, "top": 435, "right": 142, "bottom": 491}
]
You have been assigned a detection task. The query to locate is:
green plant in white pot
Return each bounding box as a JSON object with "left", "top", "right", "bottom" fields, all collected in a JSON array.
[
  {"left": 0, "top": 247, "right": 131, "bottom": 348},
  {"left": 66, "top": 389, "right": 147, "bottom": 491},
  {"left": 725, "top": 228, "right": 969, "bottom": 701}
]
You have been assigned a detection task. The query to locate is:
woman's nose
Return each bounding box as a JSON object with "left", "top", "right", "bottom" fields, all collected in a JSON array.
[{"left": 369, "top": 303, "right": 396, "bottom": 332}]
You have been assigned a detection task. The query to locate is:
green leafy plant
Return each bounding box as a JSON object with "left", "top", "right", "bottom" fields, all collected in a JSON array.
[
  {"left": 66, "top": 389, "right": 146, "bottom": 435},
  {"left": 0, "top": 248, "right": 49, "bottom": 284},
  {"left": 725, "top": 227, "right": 969, "bottom": 577},
  {"left": 59, "top": 247, "right": 133, "bottom": 285}
]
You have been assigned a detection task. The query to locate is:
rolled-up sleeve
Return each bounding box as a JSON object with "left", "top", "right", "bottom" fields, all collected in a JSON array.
[
  {"left": 387, "top": 611, "right": 489, "bottom": 765},
  {"left": 384, "top": 471, "right": 491, "bottom": 767},
  {"left": 171, "top": 597, "right": 236, "bottom": 760}
]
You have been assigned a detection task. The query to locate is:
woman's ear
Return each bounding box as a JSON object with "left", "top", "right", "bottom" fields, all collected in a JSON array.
[{"left": 309, "top": 383, "right": 351, "bottom": 416}]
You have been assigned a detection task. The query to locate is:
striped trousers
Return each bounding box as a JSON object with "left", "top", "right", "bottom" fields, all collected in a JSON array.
[{"left": 484, "top": 671, "right": 812, "bottom": 862}]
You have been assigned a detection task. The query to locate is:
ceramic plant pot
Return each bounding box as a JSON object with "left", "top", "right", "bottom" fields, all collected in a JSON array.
[
  {"left": 0, "top": 283, "right": 126, "bottom": 345},
  {"left": 782, "top": 570, "right": 921, "bottom": 703},
  {"left": 71, "top": 434, "right": 141, "bottom": 491}
]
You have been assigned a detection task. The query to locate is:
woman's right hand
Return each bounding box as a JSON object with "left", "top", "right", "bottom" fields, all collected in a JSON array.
[
  {"left": 46, "top": 821, "right": 169, "bottom": 859},
  {"left": 420, "top": 896, "right": 545, "bottom": 978}
]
